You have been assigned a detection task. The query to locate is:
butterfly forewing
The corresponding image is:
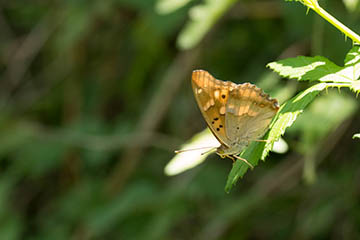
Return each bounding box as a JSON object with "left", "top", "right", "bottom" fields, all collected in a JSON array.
[
  {"left": 191, "top": 70, "right": 236, "bottom": 147},
  {"left": 225, "top": 83, "right": 279, "bottom": 142}
]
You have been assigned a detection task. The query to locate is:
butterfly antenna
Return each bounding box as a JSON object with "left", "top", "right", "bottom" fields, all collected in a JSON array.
[
  {"left": 174, "top": 146, "right": 217, "bottom": 154},
  {"left": 200, "top": 147, "right": 217, "bottom": 155}
]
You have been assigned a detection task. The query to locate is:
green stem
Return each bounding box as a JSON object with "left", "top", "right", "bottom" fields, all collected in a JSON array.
[
  {"left": 316, "top": 7, "right": 360, "bottom": 43},
  {"left": 324, "top": 83, "right": 352, "bottom": 88},
  {"left": 302, "top": 1, "right": 360, "bottom": 44}
]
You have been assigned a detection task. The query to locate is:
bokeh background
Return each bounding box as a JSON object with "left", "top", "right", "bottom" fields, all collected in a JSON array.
[{"left": 0, "top": 0, "right": 360, "bottom": 239}]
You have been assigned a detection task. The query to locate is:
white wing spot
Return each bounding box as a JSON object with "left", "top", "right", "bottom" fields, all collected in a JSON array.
[
  {"left": 220, "top": 106, "right": 226, "bottom": 115},
  {"left": 203, "top": 99, "right": 215, "bottom": 111},
  {"left": 203, "top": 101, "right": 210, "bottom": 111}
]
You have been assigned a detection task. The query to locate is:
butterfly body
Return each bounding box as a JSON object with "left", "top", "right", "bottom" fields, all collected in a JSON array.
[
  {"left": 216, "top": 140, "right": 249, "bottom": 157},
  {"left": 191, "top": 70, "right": 279, "bottom": 164}
]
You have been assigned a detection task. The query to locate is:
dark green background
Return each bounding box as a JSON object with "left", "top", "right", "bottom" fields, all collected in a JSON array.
[{"left": 0, "top": 0, "right": 359, "bottom": 239}]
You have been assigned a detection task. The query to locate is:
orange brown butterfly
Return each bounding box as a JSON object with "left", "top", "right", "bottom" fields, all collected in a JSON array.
[{"left": 176, "top": 70, "right": 279, "bottom": 168}]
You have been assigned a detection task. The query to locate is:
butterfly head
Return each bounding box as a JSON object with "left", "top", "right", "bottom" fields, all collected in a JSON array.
[{"left": 216, "top": 141, "right": 249, "bottom": 158}]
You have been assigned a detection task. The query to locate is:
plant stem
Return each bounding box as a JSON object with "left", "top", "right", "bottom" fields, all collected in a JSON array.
[
  {"left": 315, "top": 7, "right": 360, "bottom": 43},
  {"left": 324, "top": 83, "right": 352, "bottom": 88},
  {"left": 301, "top": 1, "right": 360, "bottom": 44}
]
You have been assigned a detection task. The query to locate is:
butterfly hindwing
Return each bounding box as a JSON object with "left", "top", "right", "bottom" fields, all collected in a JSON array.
[{"left": 225, "top": 83, "right": 279, "bottom": 143}]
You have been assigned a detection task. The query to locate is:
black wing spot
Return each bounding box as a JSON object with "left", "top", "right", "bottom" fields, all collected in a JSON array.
[
  {"left": 237, "top": 127, "right": 239, "bottom": 130},
  {"left": 221, "top": 94, "right": 226, "bottom": 99},
  {"left": 211, "top": 121, "right": 214, "bottom": 124},
  {"left": 216, "top": 128, "right": 220, "bottom": 131},
  {"left": 214, "top": 117, "right": 219, "bottom": 121},
  {"left": 219, "top": 125, "right": 223, "bottom": 128}
]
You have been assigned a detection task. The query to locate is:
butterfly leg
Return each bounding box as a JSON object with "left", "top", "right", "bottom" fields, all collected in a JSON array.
[
  {"left": 233, "top": 155, "right": 254, "bottom": 169},
  {"left": 226, "top": 155, "right": 235, "bottom": 163}
]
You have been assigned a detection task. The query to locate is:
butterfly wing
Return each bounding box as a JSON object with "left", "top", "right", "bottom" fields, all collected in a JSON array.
[
  {"left": 191, "top": 70, "right": 237, "bottom": 147},
  {"left": 225, "top": 83, "right": 279, "bottom": 143}
]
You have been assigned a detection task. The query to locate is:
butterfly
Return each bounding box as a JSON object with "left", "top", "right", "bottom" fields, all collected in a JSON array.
[{"left": 189, "top": 70, "right": 279, "bottom": 168}]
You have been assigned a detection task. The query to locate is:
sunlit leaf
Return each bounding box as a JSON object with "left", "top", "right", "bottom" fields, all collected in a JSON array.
[
  {"left": 272, "top": 137, "right": 289, "bottom": 154},
  {"left": 267, "top": 56, "right": 352, "bottom": 83},
  {"left": 156, "top": 0, "right": 193, "bottom": 14},
  {"left": 165, "top": 129, "right": 219, "bottom": 176},
  {"left": 350, "top": 80, "right": 360, "bottom": 93},
  {"left": 268, "top": 45, "right": 360, "bottom": 84},
  {"left": 353, "top": 133, "right": 360, "bottom": 139},
  {"left": 344, "top": 45, "right": 360, "bottom": 80}
]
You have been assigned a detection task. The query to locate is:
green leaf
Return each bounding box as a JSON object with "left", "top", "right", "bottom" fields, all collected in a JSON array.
[
  {"left": 177, "top": 0, "right": 236, "bottom": 49},
  {"left": 267, "top": 56, "right": 352, "bottom": 83},
  {"left": 344, "top": 45, "right": 360, "bottom": 80},
  {"left": 225, "top": 83, "right": 327, "bottom": 193},
  {"left": 353, "top": 133, "right": 360, "bottom": 139},
  {"left": 224, "top": 141, "right": 266, "bottom": 193},
  {"left": 267, "top": 45, "right": 360, "bottom": 84},
  {"left": 262, "top": 83, "right": 329, "bottom": 157}
]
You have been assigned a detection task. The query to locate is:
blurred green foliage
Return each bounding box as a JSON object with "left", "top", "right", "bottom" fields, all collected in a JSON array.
[{"left": 0, "top": 0, "right": 360, "bottom": 239}]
